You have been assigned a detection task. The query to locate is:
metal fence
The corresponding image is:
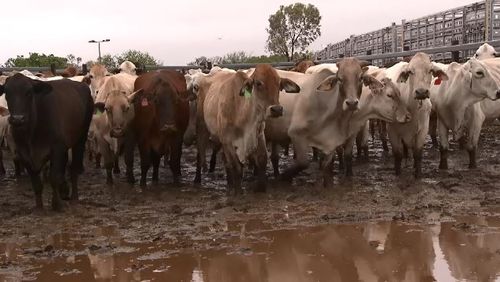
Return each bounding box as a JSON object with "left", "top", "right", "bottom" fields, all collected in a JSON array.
[{"left": 2, "top": 40, "right": 500, "bottom": 74}]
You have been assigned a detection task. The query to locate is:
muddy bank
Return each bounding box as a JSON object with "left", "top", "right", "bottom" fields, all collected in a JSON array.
[{"left": 2, "top": 124, "right": 500, "bottom": 281}]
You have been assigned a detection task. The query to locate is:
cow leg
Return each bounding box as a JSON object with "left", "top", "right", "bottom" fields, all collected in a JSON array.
[
  {"left": 138, "top": 144, "right": 151, "bottom": 187},
  {"left": 283, "top": 143, "right": 290, "bottom": 157},
  {"left": 195, "top": 123, "right": 210, "bottom": 184},
  {"left": 95, "top": 152, "right": 102, "bottom": 169},
  {"left": 222, "top": 144, "right": 242, "bottom": 195},
  {"left": 209, "top": 142, "right": 221, "bottom": 173},
  {"left": 27, "top": 167, "right": 44, "bottom": 211},
  {"left": 321, "top": 153, "right": 335, "bottom": 188},
  {"left": 336, "top": 147, "right": 344, "bottom": 171},
  {"left": 169, "top": 135, "right": 184, "bottom": 184},
  {"left": 14, "top": 159, "right": 23, "bottom": 177},
  {"left": 437, "top": 119, "right": 449, "bottom": 170},
  {"left": 429, "top": 111, "right": 438, "bottom": 148},
  {"left": 151, "top": 151, "right": 161, "bottom": 184},
  {"left": 388, "top": 129, "right": 403, "bottom": 176},
  {"left": 468, "top": 147, "right": 477, "bottom": 169},
  {"left": 280, "top": 138, "right": 310, "bottom": 181},
  {"left": 100, "top": 139, "right": 115, "bottom": 186},
  {"left": 413, "top": 148, "right": 423, "bottom": 178},
  {"left": 0, "top": 148, "right": 5, "bottom": 176},
  {"left": 312, "top": 147, "right": 319, "bottom": 162},
  {"left": 344, "top": 137, "right": 356, "bottom": 177},
  {"left": 380, "top": 121, "right": 389, "bottom": 152},
  {"left": 49, "top": 148, "right": 68, "bottom": 211},
  {"left": 113, "top": 158, "right": 120, "bottom": 174},
  {"left": 369, "top": 119, "right": 376, "bottom": 141},
  {"left": 123, "top": 136, "right": 136, "bottom": 185},
  {"left": 252, "top": 134, "right": 268, "bottom": 193},
  {"left": 270, "top": 142, "right": 280, "bottom": 178}
]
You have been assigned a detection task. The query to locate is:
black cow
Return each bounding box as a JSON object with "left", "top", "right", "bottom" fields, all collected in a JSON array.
[{"left": 0, "top": 74, "right": 93, "bottom": 211}]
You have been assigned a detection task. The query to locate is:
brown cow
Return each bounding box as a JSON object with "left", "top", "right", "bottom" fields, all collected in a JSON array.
[
  {"left": 203, "top": 64, "right": 300, "bottom": 194},
  {"left": 126, "top": 70, "right": 190, "bottom": 186},
  {"left": 290, "top": 59, "right": 316, "bottom": 73}
]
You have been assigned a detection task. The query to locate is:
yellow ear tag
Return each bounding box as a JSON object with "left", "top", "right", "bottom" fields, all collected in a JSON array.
[
  {"left": 95, "top": 110, "right": 102, "bottom": 116},
  {"left": 244, "top": 89, "right": 252, "bottom": 98}
]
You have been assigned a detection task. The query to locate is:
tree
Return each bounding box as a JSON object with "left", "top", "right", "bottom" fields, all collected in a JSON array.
[
  {"left": 100, "top": 54, "right": 117, "bottom": 69},
  {"left": 221, "top": 51, "right": 251, "bottom": 64},
  {"left": 5, "top": 53, "right": 68, "bottom": 68},
  {"left": 266, "top": 3, "right": 321, "bottom": 61},
  {"left": 114, "top": 50, "right": 160, "bottom": 67}
]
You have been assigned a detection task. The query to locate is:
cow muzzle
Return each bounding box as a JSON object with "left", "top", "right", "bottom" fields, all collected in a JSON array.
[
  {"left": 397, "top": 112, "right": 412, "bottom": 123},
  {"left": 8, "top": 115, "right": 26, "bottom": 126},
  {"left": 495, "top": 90, "right": 500, "bottom": 100},
  {"left": 415, "top": 88, "right": 430, "bottom": 100},
  {"left": 110, "top": 127, "right": 124, "bottom": 138},
  {"left": 269, "top": 105, "right": 283, "bottom": 118},
  {"left": 345, "top": 99, "right": 359, "bottom": 111},
  {"left": 160, "top": 123, "right": 177, "bottom": 133}
]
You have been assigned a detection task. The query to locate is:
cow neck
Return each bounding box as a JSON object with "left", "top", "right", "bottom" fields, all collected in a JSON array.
[
  {"left": 341, "top": 96, "right": 373, "bottom": 139},
  {"left": 441, "top": 72, "right": 480, "bottom": 131},
  {"left": 243, "top": 93, "right": 267, "bottom": 126}
]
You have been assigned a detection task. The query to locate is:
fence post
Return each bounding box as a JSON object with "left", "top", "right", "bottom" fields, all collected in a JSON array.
[
  {"left": 50, "top": 63, "right": 56, "bottom": 76},
  {"left": 82, "top": 64, "right": 88, "bottom": 75}
]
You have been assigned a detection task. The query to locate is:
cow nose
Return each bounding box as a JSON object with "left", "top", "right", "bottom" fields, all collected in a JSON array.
[
  {"left": 8, "top": 115, "right": 26, "bottom": 125},
  {"left": 111, "top": 127, "right": 124, "bottom": 137},
  {"left": 415, "top": 88, "right": 430, "bottom": 100},
  {"left": 161, "top": 123, "right": 177, "bottom": 132},
  {"left": 270, "top": 105, "right": 283, "bottom": 117},
  {"left": 345, "top": 100, "right": 359, "bottom": 111}
]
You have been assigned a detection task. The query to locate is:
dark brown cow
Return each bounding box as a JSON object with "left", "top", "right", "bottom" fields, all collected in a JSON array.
[
  {"left": 0, "top": 74, "right": 93, "bottom": 211},
  {"left": 126, "top": 70, "right": 190, "bottom": 186}
]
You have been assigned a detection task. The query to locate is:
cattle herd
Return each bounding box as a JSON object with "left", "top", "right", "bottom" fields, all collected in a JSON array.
[{"left": 1, "top": 43, "right": 500, "bottom": 212}]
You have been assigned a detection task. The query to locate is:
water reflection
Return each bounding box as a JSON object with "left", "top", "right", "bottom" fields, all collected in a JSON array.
[{"left": 2, "top": 218, "right": 500, "bottom": 281}]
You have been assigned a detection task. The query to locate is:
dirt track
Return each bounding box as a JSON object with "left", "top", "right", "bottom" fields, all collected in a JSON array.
[{"left": 2, "top": 123, "right": 500, "bottom": 281}]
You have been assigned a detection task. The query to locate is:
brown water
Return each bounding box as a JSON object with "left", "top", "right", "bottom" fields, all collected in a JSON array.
[{"left": 2, "top": 216, "right": 500, "bottom": 282}]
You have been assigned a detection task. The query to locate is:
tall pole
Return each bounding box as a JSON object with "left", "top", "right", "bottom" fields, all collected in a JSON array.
[{"left": 88, "top": 39, "right": 110, "bottom": 63}]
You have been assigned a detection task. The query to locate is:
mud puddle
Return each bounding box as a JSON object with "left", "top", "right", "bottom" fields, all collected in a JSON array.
[{"left": 3, "top": 214, "right": 500, "bottom": 282}]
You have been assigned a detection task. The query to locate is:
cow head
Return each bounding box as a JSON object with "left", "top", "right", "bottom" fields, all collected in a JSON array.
[
  {"left": 465, "top": 58, "right": 500, "bottom": 101},
  {"left": 100, "top": 90, "right": 140, "bottom": 138},
  {"left": 0, "top": 74, "right": 51, "bottom": 127},
  {"left": 317, "top": 58, "right": 370, "bottom": 111},
  {"left": 397, "top": 52, "right": 448, "bottom": 100},
  {"left": 88, "top": 64, "right": 111, "bottom": 98},
  {"left": 239, "top": 64, "right": 300, "bottom": 118},
  {"left": 137, "top": 76, "right": 179, "bottom": 133},
  {"left": 474, "top": 43, "right": 500, "bottom": 60},
  {"left": 364, "top": 77, "right": 411, "bottom": 123}
]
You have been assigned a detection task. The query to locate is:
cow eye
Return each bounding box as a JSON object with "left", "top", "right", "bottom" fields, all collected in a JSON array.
[
  {"left": 105, "top": 107, "right": 111, "bottom": 113},
  {"left": 255, "top": 80, "right": 263, "bottom": 87},
  {"left": 89, "top": 75, "right": 94, "bottom": 79},
  {"left": 124, "top": 106, "right": 129, "bottom": 112},
  {"left": 476, "top": 70, "right": 484, "bottom": 77}
]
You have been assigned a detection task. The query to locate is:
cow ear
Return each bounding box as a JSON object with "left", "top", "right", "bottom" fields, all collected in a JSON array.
[
  {"left": 32, "top": 81, "right": 52, "bottom": 95},
  {"left": 397, "top": 66, "right": 411, "bottom": 83},
  {"left": 240, "top": 78, "right": 253, "bottom": 96},
  {"left": 317, "top": 75, "right": 338, "bottom": 91},
  {"left": 431, "top": 63, "right": 449, "bottom": 81},
  {"left": 127, "top": 89, "right": 143, "bottom": 103},
  {"left": 82, "top": 75, "right": 91, "bottom": 85},
  {"left": 94, "top": 102, "right": 105, "bottom": 114},
  {"left": 362, "top": 74, "right": 383, "bottom": 92},
  {"left": 280, "top": 78, "right": 300, "bottom": 93}
]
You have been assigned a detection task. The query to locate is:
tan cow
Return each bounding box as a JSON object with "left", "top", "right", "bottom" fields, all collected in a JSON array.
[
  {"left": 431, "top": 58, "right": 500, "bottom": 169},
  {"left": 203, "top": 64, "right": 300, "bottom": 194},
  {"left": 88, "top": 64, "right": 110, "bottom": 99},
  {"left": 92, "top": 76, "right": 140, "bottom": 184},
  {"left": 385, "top": 53, "right": 448, "bottom": 178}
]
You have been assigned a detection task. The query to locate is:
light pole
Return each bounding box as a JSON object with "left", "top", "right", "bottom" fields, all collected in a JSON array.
[{"left": 88, "top": 39, "right": 110, "bottom": 63}]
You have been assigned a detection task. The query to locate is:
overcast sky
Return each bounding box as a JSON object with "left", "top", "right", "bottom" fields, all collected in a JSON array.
[{"left": 1, "top": 0, "right": 478, "bottom": 65}]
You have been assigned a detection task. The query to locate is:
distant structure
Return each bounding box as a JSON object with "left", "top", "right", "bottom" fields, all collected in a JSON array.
[{"left": 316, "top": 0, "right": 500, "bottom": 65}]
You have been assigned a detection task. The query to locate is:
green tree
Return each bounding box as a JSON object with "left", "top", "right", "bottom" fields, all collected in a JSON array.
[
  {"left": 5, "top": 53, "right": 68, "bottom": 68},
  {"left": 100, "top": 54, "right": 117, "bottom": 69},
  {"left": 266, "top": 3, "right": 321, "bottom": 61},
  {"left": 221, "top": 51, "right": 251, "bottom": 64},
  {"left": 114, "top": 50, "right": 160, "bottom": 67}
]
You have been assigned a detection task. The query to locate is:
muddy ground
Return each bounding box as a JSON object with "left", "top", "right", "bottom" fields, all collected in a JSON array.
[{"left": 2, "top": 123, "right": 500, "bottom": 281}]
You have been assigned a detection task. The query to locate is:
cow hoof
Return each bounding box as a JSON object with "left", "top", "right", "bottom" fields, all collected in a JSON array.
[
  {"left": 469, "top": 164, "right": 477, "bottom": 169},
  {"left": 194, "top": 176, "right": 201, "bottom": 184},
  {"left": 52, "top": 200, "right": 68, "bottom": 212},
  {"left": 126, "top": 174, "right": 136, "bottom": 184}
]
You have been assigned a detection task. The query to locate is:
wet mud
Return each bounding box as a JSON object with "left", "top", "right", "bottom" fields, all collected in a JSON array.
[{"left": 2, "top": 123, "right": 500, "bottom": 281}]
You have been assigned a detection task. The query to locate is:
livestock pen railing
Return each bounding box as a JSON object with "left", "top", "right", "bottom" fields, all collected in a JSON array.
[{"left": 3, "top": 40, "right": 500, "bottom": 74}]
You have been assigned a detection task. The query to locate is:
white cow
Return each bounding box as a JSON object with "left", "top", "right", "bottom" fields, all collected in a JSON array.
[
  {"left": 119, "top": 61, "right": 137, "bottom": 75},
  {"left": 281, "top": 58, "right": 410, "bottom": 186},
  {"left": 385, "top": 53, "right": 448, "bottom": 178},
  {"left": 474, "top": 43, "right": 500, "bottom": 60},
  {"left": 430, "top": 58, "right": 500, "bottom": 169}
]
